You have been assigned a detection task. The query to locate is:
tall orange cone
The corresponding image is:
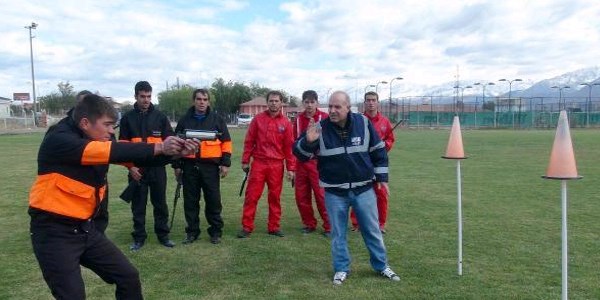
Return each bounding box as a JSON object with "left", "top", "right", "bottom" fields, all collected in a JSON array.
[
  {"left": 544, "top": 110, "right": 581, "bottom": 179},
  {"left": 442, "top": 115, "right": 466, "bottom": 159}
]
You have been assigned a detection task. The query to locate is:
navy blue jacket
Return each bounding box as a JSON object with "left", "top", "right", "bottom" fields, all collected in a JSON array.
[{"left": 293, "top": 112, "right": 388, "bottom": 196}]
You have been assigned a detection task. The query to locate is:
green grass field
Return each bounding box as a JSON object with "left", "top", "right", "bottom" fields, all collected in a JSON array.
[{"left": 1, "top": 128, "right": 599, "bottom": 299}]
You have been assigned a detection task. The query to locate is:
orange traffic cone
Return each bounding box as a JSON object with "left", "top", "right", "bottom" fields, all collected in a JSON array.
[
  {"left": 544, "top": 110, "right": 581, "bottom": 179},
  {"left": 442, "top": 115, "right": 466, "bottom": 159}
]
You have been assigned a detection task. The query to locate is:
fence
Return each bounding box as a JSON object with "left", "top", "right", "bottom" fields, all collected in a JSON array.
[{"left": 380, "top": 96, "right": 600, "bottom": 129}]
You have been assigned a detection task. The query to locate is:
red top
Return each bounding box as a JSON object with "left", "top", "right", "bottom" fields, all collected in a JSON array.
[
  {"left": 293, "top": 110, "right": 329, "bottom": 139},
  {"left": 364, "top": 112, "right": 395, "bottom": 152},
  {"left": 242, "top": 110, "right": 296, "bottom": 171}
]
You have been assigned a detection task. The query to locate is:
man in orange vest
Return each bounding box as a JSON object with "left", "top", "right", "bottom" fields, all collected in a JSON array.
[
  {"left": 173, "top": 88, "right": 232, "bottom": 245},
  {"left": 237, "top": 90, "right": 296, "bottom": 238},
  {"left": 292, "top": 90, "right": 330, "bottom": 236},
  {"left": 29, "top": 95, "right": 196, "bottom": 299},
  {"left": 351, "top": 91, "right": 396, "bottom": 233}
]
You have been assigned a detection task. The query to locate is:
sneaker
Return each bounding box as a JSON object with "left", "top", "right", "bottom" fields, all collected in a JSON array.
[
  {"left": 182, "top": 234, "right": 198, "bottom": 244},
  {"left": 380, "top": 227, "right": 386, "bottom": 234},
  {"left": 333, "top": 271, "right": 347, "bottom": 285},
  {"left": 351, "top": 226, "right": 359, "bottom": 232},
  {"left": 237, "top": 229, "right": 251, "bottom": 238},
  {"left": 322, "top": 231, "right": 331, "bottom": 238},
  {"left": 268, "top": 230, "right": 285, "bottom": 237},
  {"left": 129, "top": 241, "right": 144, "bottom": 252},
  {"left": 159, "top": 239, "right": 176, "bottom": 248},
  {"left": 380, "top": 267, "right": 400, "bottom": 281},
  {"left": 301, "top": 227, "right": 316, "bottom": 234},
  {"left": 210, "top": 236, "right": 221, "bottom": 244}
]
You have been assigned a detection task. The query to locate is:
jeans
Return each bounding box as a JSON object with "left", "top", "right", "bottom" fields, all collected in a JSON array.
[{"left": 325, "top": 188, "right": 388, "bottom": 273}]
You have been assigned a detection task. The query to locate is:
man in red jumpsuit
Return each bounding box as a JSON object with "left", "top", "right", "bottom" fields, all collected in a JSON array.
[
  {"left": 293, "top": 90, "right": 330, "bottom": 236},
  {"left": 351, "top": 91, "right": 396, "bottom": 233},
  {"left": 238, "top": 91, "right": 296, "bottom": 238}
]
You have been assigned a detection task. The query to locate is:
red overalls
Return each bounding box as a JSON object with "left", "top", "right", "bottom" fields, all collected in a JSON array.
[
  {"left": 351, "top": 112, "right": 395, "bottom": 230},
  {"left": 293, "top": 110, "right": 330, "bottom": 232},
  {"left": 241, "top": 110, "right": 296, "bottom": 232}
]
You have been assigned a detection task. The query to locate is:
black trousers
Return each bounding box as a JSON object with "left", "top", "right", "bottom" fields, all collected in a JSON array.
[
  {"left": 130, "top": 167, "right": 170, "bottom": 243},
  {"left": 31, "top": 217, "right": 142, "bottom": 300},
  {"left": 182, "top": 162, "right": 224, "bottom": 238}
]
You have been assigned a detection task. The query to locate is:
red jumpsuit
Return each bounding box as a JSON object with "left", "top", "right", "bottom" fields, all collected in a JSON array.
[
  {"left": 241, "top": 110, "right": 296, "bottom": 233},
  {"left": 293, "top": 110, "right": 330, "bottom": 232},
  {"left": 351, "top": 112, "right": 395, "bottom": 230}
]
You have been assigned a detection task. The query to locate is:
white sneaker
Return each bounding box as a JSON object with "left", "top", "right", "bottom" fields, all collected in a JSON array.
[
  {"left": 380, "top": 267, "right": 400, "bottom": 281},
  {"left": 333, "top": 271, "right": 347, "bottom": 285}
]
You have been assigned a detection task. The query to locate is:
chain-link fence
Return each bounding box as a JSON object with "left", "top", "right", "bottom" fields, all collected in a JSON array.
[{"left": 379, "top": 96, "right": 600, "bottom": 129}]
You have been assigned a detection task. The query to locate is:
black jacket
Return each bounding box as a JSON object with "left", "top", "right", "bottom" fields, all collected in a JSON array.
[{"left": 173, "top": 106, "right": 232, "bottom": 167}]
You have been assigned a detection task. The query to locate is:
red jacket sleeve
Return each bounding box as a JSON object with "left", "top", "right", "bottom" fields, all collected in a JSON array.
[
  {"left": 284, "top": 120, "right": 296, "bottom": 171},
  {"left": 383, "top": 118, "right": 395, "bottom": 152},
  {"left": 241, "top": 117, "right": 257, "bottom": 164}
]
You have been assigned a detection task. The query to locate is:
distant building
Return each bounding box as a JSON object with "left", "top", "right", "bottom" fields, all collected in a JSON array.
[
  {"left": 0, "top": 97, "right": 11, "bottom": 117},
  {"left": 239, "top": 97, "right": 292, "bottom": 116}
]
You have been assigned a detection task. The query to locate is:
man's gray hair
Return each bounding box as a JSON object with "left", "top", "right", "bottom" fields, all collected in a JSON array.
[{"left": 329, "top": 91, "right": 351, "bottom": 108}]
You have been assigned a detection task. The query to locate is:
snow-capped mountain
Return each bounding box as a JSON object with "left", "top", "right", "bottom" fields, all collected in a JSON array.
[{"left": 403, "top": 66, "right": 600, "bottom": 103}]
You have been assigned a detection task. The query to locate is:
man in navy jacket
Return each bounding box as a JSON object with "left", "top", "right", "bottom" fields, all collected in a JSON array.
[{"left": 293, "top": 91, "right": 400, "bottom": 286}]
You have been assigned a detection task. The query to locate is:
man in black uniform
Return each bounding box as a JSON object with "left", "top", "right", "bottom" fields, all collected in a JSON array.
[
  {"left": 119, "top": 81, "right": 175, "bottom": 250},
  {"left": 29, "top": 95, "right": 195, "bottom": 299},
  {"left": 173, "top": 88, "right": 232, "bottom": 244}
]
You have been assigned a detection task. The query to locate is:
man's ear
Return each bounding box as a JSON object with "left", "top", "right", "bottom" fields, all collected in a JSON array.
[{"left": 79, "top": 118, "right": 90, "bottom": 130}]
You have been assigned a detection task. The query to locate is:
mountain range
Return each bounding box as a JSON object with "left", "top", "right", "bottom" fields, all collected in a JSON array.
[{"left": 407, "top": 66, "right": 600, "bottom": 103}]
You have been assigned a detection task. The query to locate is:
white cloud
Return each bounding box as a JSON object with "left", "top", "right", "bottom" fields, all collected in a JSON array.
[{"left": 1, "top": 0, "right": 599, "bottom": 104}]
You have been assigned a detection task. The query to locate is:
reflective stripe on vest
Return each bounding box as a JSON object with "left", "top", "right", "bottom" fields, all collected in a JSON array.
[
  {"left": 81, "top": 141, "right": 112, "bottom": 165},
  {"left": 183, "top": 140, "right": 233, "bottom": 159},
  {"left": 29, "top": 173, "right": 106, "bottom": 220}
]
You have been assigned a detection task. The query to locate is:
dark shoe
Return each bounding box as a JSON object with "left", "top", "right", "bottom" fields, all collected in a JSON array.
[
  {"left": 159, "top": 239, "right": 176, "bottom": 248},
  {"left": 182, "top": 234, "right": 198, "bottom": 244},
  {"left": 237, "top": 229, "right": 251, "bottom": 238},
  {"left": 268, "top": 230, "right": 285, "bottom": 237},
  {"left": 210, "top": 236, "right": 221, "bottom": 244},
  {"left": 380, "top": 227, "right": 387, "bottom": 234},
  {"left": 322, "top": 231, "right": 331, "bottom": 238},
  {"left": 351, "top": 226, "right": 359, "bottom": 232},
  {"left": 301, "top": 227, "right": 316, "bottom": 234},
  {"left": 130, "top": 241, "right": 144, "bottom": 251}
]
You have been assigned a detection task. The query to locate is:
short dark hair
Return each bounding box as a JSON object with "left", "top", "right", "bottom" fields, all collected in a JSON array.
[
  {"left": 134, "top": 81, "right": 152, "bottom": 96},
  {"left": 192, "top": 88, "right": 210, "bottom": 101},
  {"left": 266, "top": 90, "right": 284, "bottom": 101},
  {"left": 73, "top": 94, "right": 118, "bottom": 125},
  {"left": 302, "top": 90, "right": 318, "bottom": 101},
  {"left": 364, "top": 91, "right": 379, "bottom": 101},
  {"left": 76, "top": 90, "right": 93, "bottom": 102}
]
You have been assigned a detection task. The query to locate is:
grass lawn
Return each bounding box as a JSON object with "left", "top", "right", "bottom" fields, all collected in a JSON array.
[{"left": 0, "top": 128, "right": 599, "bottom": 299}]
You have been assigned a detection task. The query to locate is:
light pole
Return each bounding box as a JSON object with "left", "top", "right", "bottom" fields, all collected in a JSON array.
[
  {"left": 551, "top": 85, "right": 571, "bottom": 111},
  {"left": 364, "top": 84, "right": 376, "bottom": 94},
  {"left": 473, "top": 82, "right": 495, "bottom": 128},
  {"left": 453, "top": 85, "right": 472, "bottom": 115},
  {"left": 326, "top": 87, "right": 332, "bottom": 101},
  {"left": 389, "top": 77, "right": 403, "bottom": 119},
  {"left": 25, "top": 22, "right": 38, "bottom": 126},
  {"left": 375, "top": 80, "right": 388, "bottom": 94},
  {"left": 579, "top": 82, "right": 600, "bottom": 128},
  {"left": 499, "top": 78, "right": 522, "bottom": 128}
]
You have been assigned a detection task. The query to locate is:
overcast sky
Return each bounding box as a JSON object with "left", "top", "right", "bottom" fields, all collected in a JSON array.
[{"left": 1, "top": 0, "right": 599, "bottom": 103}]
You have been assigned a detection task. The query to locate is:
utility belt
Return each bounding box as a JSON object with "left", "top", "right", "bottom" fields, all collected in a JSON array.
[
  {"left": 182, "top": 157, "right": 221, "bottom": 167},
  {"left": 29, "top": 208, "right": 97, "bottom": 233}
]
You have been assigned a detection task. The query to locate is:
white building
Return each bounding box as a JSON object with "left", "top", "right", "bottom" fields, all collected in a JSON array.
[{"left": 0, "top": 97, "right": 12, "bottom": 118}]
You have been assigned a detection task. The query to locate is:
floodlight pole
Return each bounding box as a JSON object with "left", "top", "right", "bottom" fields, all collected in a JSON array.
[
  {"left": 579, "top": 83, "right": 599, "bottom": 128},
  {"left": 25, "top": 22, "right": 38, "bottom": 126}
]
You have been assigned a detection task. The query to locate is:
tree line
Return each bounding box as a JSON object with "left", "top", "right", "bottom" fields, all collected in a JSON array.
[{"left": 33, "top": 79, "right": 299, "bottom": 119}]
